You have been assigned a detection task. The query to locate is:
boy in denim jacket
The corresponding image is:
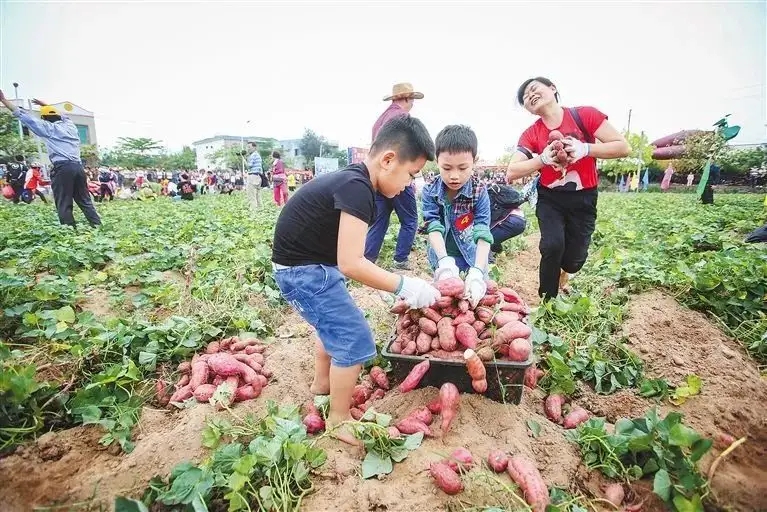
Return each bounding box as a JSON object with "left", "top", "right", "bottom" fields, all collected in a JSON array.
[{"left": 421, "top": 125, "right": 493, "bottom": 307}]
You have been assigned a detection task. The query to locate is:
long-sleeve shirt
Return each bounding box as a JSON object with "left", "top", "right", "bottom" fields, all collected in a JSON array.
[
  {"left": 13, "top": 108, "right": 81, "bottom": 163},
  {"left": 372, "top": 103, "right": 407, "bottom": 142},
  {"left": 247, "top": 151, "right": 263, "bottom": 174}
]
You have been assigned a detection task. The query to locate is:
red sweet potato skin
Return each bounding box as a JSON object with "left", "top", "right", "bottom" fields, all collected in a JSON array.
[
  {"left": 603, "top": 483, "right": 625, "bottom": 507},
  {"left": 524, "top": 366, "right": 545, "bottom": 389},
  {"left": 430, "top": 462, "right": 463, "bottom": 495},
  {"left": 369, "top": 366, "right": 389, "bottom": 390},
  {"left": 427, "top": 398, "right": 442, "bottom": 414},
  {"left": 390, "top": 300, "right": 409, "bottom": 314},
  {"left": 563, "top": 406, "right": 590, "bottom": 429},
  {"left": 407, "top": 406, "right": 433, "bottom": 425},
  {"left": 189, "top": 361, "right": 209, "bottom": 390},
  {"left": 449, "top": 447, "right": 474, "bottom": 467},
  {"left": 437, "top": 318, "right": 457, "bottom": 351},
  {"left": 440, "top": 383, "right": 460, "bottom": 435},
  {"left": 303, "top": 413, "right": 325, "bottom": 434},
  {"left": 422, "top": 307, "right": 443, "bottom": 323},
  {"left": 168, "top": 385, "right": 193, "bottom": 404},
  {"left": 506, "top": 455, "right": 550, "bottom": 512},
  {"left": 177, "top": 361, "right": 192, "bottom": 374},
  {"left": 396, "top": 418, "right": 432, "bottom": 436},
  {"left": 435, "top": 277, "right": 465, "bottom": 298},
  {"left": 234, "top": 384, "right": 261, "bottom": 402},
  {"left": 507, "top": 338, "right": 532, "bottom": 362},
  {"left": 418, "top": 317, "right": 438, "bottom": 336},
  {"left": 207, "top": 353, "right": 241, "bottom": 376},
  {"left": 487, "top": 449, "right": 509, "bottom": 472},
  {"left": 544, "top": 394, "right": 566, "bottom": 423},
  {"left": 205, "top": 341, "right": 220, "bottom": 354},
  {"left": 492, "top": 311, "right": 520, "bottom": 327},
  {"left": 451, "top": 310, "right": 476, "bottom": 326},
  {"left": 398, "top": 360, "right": 430, "bottom": 393},
  {"left": 193, "top": 384, "right": 217, "bottom": 402},
  {"left": 416, "top": 332, "right": 432, "bottom": 354}
]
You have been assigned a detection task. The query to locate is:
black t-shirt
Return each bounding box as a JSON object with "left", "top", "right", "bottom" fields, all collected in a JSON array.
[
  {"left": 6, "top": 163, "right": 28, "bottom": 185},
  {"left": 178, "top": 180, "right": 195, "bottom": 200},
  {"left": 272, "top": 163, "right": 376, "bottom": 266}
]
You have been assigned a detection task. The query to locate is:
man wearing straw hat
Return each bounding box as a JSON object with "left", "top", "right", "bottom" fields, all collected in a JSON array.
[{"left": 364, "top": 82, "right": 424, "bottom": 270}]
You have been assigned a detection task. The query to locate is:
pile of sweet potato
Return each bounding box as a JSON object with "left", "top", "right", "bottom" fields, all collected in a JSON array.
[
  {"left": 156, "top": 336, "right": 271, "bottom": 408},
  {"left": 389, "top": 278, "right": 534, "bottom": 382},
  {"left": 349, "top": 366, "right": 391, "bottom": 419}
]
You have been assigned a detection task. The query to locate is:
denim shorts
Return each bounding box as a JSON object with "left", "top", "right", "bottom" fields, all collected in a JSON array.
[{"left": 273, "top": 264, "right": 376, "bottom": 367}]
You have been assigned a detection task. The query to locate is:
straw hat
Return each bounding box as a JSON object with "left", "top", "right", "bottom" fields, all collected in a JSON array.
[{"left": 383, "top": 82, "right": 424, "bottom": 101}]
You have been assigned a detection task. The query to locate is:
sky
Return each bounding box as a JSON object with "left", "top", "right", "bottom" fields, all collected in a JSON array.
[{"left": 1, "top": 1, "right": 765, "bottom": 160}]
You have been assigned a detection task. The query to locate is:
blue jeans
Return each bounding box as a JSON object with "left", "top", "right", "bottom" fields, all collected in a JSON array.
[
  {"left": 364, "top": 186, "right": 417, "bottom": 263},
  {"left": 273, "top": 264, "right": 376, "bottom": 367},
  {"left": 490, "top": 215, "right": 526, "bottom": 253}
]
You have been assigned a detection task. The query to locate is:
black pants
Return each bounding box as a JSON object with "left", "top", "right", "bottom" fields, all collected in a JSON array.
[
  {"left": 50, "top": 161, "right": 101, "bottom": 227},
  {"left": 701, "top": 185, "right": 714, "bottom": 204},
  {"left": 10, "top": 184, "right": 23, "bottom": 203},
  {"left": 536, "top": 186, "right": 598, "bottom": 299},
  {"left": 31, "top": 189, "right": 48, "bottom": 203}
]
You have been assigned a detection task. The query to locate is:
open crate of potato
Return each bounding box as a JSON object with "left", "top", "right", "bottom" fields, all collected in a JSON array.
[{"left": 382, "top": 278, "right": 535, "bottom": 404}]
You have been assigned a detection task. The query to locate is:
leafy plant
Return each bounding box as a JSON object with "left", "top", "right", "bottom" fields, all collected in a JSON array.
[
  {"left": 566, "top": 408, "right": 712, "bottom": 511},
  {"left": 350, "top": 409, "right": 424, "bottom": 479}
]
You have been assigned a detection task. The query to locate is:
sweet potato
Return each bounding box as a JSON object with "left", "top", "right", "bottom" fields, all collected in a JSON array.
[
  {"left": 487, "top": 449, "right": 509, "bottom": 472},
  {"left": 431, "top": 336, "right": 441, "bottom": 351},
  {"left": 230, "top": 340, "right": 249, "bottom": 352},
  {"left": 500, "top": 302, "right": 527, "bottom": 313},
  {"left": 250, "top": 353, "right": 265, "bottom": 365},
  {"left": 395, "top": 314, "right": 413, "bottom": 333},
  {"left": 189, "top": 361, "right": 209, "bottom": 390},
  {"left": 451, "top": 310, "right": 476, "bottom": 326},
  {"left": 408, "top": 309, "right": 422, "bottom": 322},
  {"left": 495, "top": 321, "right": 533, "bottom": 344},
  {"left": 352, "top": 384, "right": 372, "bottom": 406},
  {"left": 256, "top": 374, "right": 268, "bottom": 388},
  {"left": 479, "top": 329, "right": 492, "bottom": 340},
  {"left": 440, "top": 383, "right": 460, "bottom": 435},
  {"left": 369, "top": 366, "right": 389, "bottom": 390},
  {"left": 207, "top": 353, "right": 241, "bottom": 376},
  {"left": 177, "top": 361, "right": 192, "bottom": 374},
  {"left": 458, "top": 299, "right": 470, "bottom": 313},
  {"left": 155, "top": 380, "right": 169, "bottom": 406},
  {"left": 390, "top": 341, "right": 402, "bottom": 354},
  {"left": 211, "top": 375, "right": 224, "bottom": 386},
  {"left": 507, "top": 338, "right": 532, "bottom": 362},
  {"left": 427, "top": 398, "right": 442, "bottom": 414},
  {"left": 416, "top": 332, "right": 432, "bottom": 354},
  {"left": 603, "top": 483, "right": 624, "bottom": 507},
  {"left": 168, "top": 384, "right": 193, "bottom": 404},
  {"left": 303, "top": 412, "right": 325, "bottom": 434},
  {"left": 205, "top": 341, "right": 220, "bottom": 354},
  {"left": 418, "top": 317, "right": 438, "bottom": 336},
  {"left": 715, "top": 432, "right": 736, "bottom": 449},
  {"left": 232, "top": 353, "right": 263, "bottom": 374},
  {"left": 402, "top": 340, "right": 417, "bottom": 355},
  {"left": 396, "top": 418, "right": 432, "bottom": 436},
  {"left": 235, "top": 384, "right": 261, "bottom": 402},
  {"left": 485, "top": 280, "right": 498, "bottom": 294},
  {"left": 506, "top": 455, "right": 550, "bottom": 512},
  {"left": 524, "top": 366, "right": 545, "bottom": 389},
  {"left": 243, "top": 345, "right": 259, "bottom": 355},
  {"left": 399, "top": 360, "right": 430, "bottom": 392},
  {"left": 455, "top": 323, "right": 479, "bottom": 349},
  {"left": 499, "top": 287, "right": 523, "bottom": 305},
  {"left": 370, "top": 388, "right": 386, "bottom": 401},
  {"left": 472, "top": 320, "right": 486, "bottom": 334},
  {"left": 219, "top": 337, "right": 233, "bottom": 350},
  {"left": 429, "top": 349, "right": 464, "bottom": 359},
  {"left": 422, "top": 307, "right": 442, "bottom": 323},
  {"left": 248, "top": 343, "right": 266, "bottom": 353},
  {"left": 390, "top": 299, "right": 409, "bottom": 314},
  {"left": 260, "top": 366, "right": 272, "bottom": 378},
  {"left": 387, "top": 426, "right": 401, "bottom": 438},
  {"left": 478, "top": 294, "right": 500, "bottom": 307},
  {"left": 492, "top": 311, "right": 520, "bottom": 327},
  {"left": 350, "top": 407, "right": 364, "bottom": 420},
  {"left": 194, "top": 383, "right": 217, "bottom": 402},
  {"left": 407, "top": 406, "right": 433, "bottom": 425},
  {"left": 175, "top": 374, "right": 191, "bottom": 389},
  {"left": 430, "top": 462, "right": 463, "bottom": 495},
  {"left": 435, "top": 277, "right": 465, "bottom": 298},
  {"left": 440, "top": 304, "right": 461, "bottom": 318},
  {"left": 464, "top": 349, "right": 486, "bottom": 381},
  {"left": 497, "top": 344, "right": 509, "bottom": 357},
  {"left": 477, "top": 346, "right": 495, "bottom": 362},
  {"left": 437, "top": 318, "right": 457, "bottom": 351},
  {"left": 563, "top": 407, "right": 589, "bottom": 429},
  {"left": 544, "top": 394, "right": 566, "bottom": 423},
  {"left": 475, "top": 306, "right": 494, "bottom": 324},
  {"left": 548, "top": 130, "right": 564, "bottom": 141},
  {"left": 449, "top": 447, "right": 474, "bottom": 468},
  {"left": 435, "top": 295, "right": 454, "bottom": 308}
]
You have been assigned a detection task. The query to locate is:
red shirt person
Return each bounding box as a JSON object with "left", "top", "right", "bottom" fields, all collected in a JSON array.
[
  {"left": 364, "top": 83, "right": 424, "bottom": 269},
  {"left": 506, "top": 77, "right": 630, "bottom": 299}
]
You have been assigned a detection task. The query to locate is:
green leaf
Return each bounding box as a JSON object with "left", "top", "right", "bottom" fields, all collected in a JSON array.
[
  {"left": 114, "top": 497, "right": 149, "bottom": 512},
  {"left": 285, "top": 442, "right": 307, "bottom": 462},
  {"left": 653, "top": 469, "right": 672, "bottom": 502},
  {"left": 138, "top": 351, "right": 157, "bottom": 367},
  {"left": 672, "top": 492, "right": 704, "bottom": 512},
  {"left": 361, "top": 451, "right": 393, "bottom": 479},
  {"left": 389, "top": 446, "right": 409, "bottom": 463},
  {"left": 227, "top": 471, "right": 249, "bottom": 492},
  {"left": 669, "top": 424, "right": 701, "bottom": 447},
  {"left": 526, "top": 419, "right": 542, "bottom": 438},
  {"left": 55, "top": 305, "right": 76, "bottom": 324},
  {"left": 201, "top": 425, "right": 221, "bottom": 449},
  {"left": 402, "top": 432, "right": 423, "bottom": 451},
  {"left": 689, "top": 439, "right": 713, "bottom": 462}
]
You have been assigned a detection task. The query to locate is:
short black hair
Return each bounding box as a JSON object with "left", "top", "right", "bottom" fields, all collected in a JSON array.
[
  {"left": 42, "top": 114, "right": 62, "bottom": 122},
  {"left": 517, "top": 77, "right": 560, "bottom": 105},
  {"left": 14, "top": 155, "right": 24, "bottom": 162},
  {"left": 272, "top": 151, "right": 281, "bottom": 158},
  {"left": 370, "top": 115, "right": 435, "bottom": 162},
  {"left": 435, "top": 125, "right": 478, "bottom": 159},
  {"left": 248, "top": 141, "right": 257, "bottom": 147}
]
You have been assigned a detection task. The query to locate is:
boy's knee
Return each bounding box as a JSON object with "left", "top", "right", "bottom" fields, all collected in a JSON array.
[{"left": 539, "top": 236, "right": 564, "bottom": 257}]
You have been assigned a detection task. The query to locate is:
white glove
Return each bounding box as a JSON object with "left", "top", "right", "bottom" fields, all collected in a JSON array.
[
  {"left": 539, "top": 141, "right": 558, "bottom": 167},
  {"left": 398, "top": 276, "right": 440, "bottom": 309},
  {"left": 463, "top": 267, "right": 487, "bottom": 308},
  {"left": 434, "top": 256, "right": 460, "bottom": 282},
  {"left": 564, "top": 137, "right": 590, "bottom": 163}
]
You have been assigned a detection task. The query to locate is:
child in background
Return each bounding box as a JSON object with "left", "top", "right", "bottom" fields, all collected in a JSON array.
[
  {"left": 287, "top": 172, "right": 297, "bottom": 193},
  {"left": 177, "top": 173, "right": 196, "bottom": 201},
  {"left": 25, "top": 162, "right": 49, "bottom": 203},
  {"left": 271, "top": 116, "right": 439, "bottom": 444},
  {"left": 421, "top": 125, "right": 493, "bottom": 307}
]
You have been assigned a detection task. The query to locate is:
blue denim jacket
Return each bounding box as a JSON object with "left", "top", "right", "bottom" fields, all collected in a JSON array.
[{"left": 421, "top": 177, "right": 493, "bottom": 270}]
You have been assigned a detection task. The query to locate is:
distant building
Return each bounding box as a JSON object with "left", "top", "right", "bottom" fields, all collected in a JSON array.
[
  {"left": 1, "top": 99, "right": 98, "bottom": 165},
  {"left": 191, "top": 135, "right": 275, "bottom": 170}
]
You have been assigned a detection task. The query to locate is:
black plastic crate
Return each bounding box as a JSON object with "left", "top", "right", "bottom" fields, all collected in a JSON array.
[{"left": 381, "top": 338, "right": 532, "bottom": 404}]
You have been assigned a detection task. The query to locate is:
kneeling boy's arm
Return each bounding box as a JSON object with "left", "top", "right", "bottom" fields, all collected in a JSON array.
[
  {"left": 473, "top": 191, "right": 494, "bottom": 270},
  {"left": 337, "top": 212, "right": 402, "bottom": 293},
  {"left": 422, "top": 190, "right": 448, "bottom": 260}
]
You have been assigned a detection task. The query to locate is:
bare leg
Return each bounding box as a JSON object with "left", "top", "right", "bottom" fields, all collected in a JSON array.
[
  {"left": 310, "top": 338, "right": 330, "bottom": 395},
  {"left": 327, "top": 363, "right": 362, "bottom": 446}
]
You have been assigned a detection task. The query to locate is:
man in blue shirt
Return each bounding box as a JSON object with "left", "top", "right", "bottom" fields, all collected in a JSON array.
[
  {"left": 0, "top": 89, "right": 101, "bottom": 227},
  {"left": 246, "top": 141, "right": 267, "bottom": 208}
]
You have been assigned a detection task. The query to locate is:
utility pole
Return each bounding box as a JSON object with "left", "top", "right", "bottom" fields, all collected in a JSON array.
[{"left": 626, "top": 108, "right": 632, "bottom": 134}]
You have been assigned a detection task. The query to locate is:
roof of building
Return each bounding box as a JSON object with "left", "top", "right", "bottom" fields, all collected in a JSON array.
[
  {"left": 3, "top": 100, "right": 94, "bottom": 117},
  {"left": 192, "top": 135, "right": 277, "bottom": 146}
]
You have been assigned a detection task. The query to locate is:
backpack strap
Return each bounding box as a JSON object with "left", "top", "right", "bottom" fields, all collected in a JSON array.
[{"left": 568, "top": 107, "right": 595, "bottom": 144}]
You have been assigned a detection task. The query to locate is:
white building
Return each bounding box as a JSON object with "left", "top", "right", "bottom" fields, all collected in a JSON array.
[{"left": 191, "top": 135, "right": 274, "bottom": 170}]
